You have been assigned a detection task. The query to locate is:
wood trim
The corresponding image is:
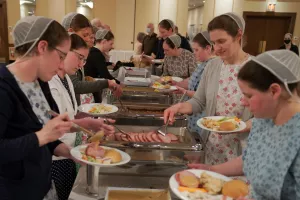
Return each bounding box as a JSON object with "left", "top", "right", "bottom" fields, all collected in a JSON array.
[
  {"left": 243, "top": 12, "right": 297, "bottom": 34},
  {"left": 0, "top": 0, "right": 9, "bottom": 63}
]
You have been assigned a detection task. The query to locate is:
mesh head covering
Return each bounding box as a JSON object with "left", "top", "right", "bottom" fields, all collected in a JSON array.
[
  {"left": 13, "top": 16, "right": 54, "bottom": 57},
  {"left": 200, "top": 31, "right": 212, "bottom": 46},
  {"left": 95, "top": 29, "right": 109, "bottom": 40},
  {"left": 165, "top": 19, "right": 175, "bottom": 31},
  {"left": 167, "top": 34, "right": 181, "bottom": 48},
  {"left": 252, "top": 49, "right": 300, "bottom": 96},
  {"left": 62, "top": 12, "right": 78, "bottom": 30},
  {"left": 222, "top": 12, "right": 245, "bottom": 34}
]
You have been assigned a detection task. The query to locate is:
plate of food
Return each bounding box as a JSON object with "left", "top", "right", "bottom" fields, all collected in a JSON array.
[
  {"left": 152, "top": 81, "right": 177, "bottom": 92},
  {"left": 71, "top": 142, "right": 131, "bottom": 167},
  {"left": 78, "top": 103, "right": 118, "bottom": 116},
  {"left": 169, "top": 169, "right": 249, "bottom": 200},
  {"left": 197, "top": 116, "right": 246, "bottom": 133},
  {"left": 105, "top": 187, "right": 171, "bottom": 200}
]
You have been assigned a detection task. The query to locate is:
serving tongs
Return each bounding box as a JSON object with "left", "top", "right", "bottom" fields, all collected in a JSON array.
[
  {"left": 47, "top": 110, "right": 95, "bottom": 137},
  {"left": 103, "top": 118, "right": 131, "bottom": 138},
  {"left": 156, "top": 91, "right": 187, "bottom": 136}
]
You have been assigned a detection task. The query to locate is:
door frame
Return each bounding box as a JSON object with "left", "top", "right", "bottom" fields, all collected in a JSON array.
[
  {"left": 0, "top": 0, "right": 9, "bottom": 63},
  {"left": 243, "top": 12, "right": 297, "bottom": 34}
]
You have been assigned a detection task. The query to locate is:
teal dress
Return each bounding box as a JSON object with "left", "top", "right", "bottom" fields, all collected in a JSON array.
[
  {"left": 243, "top": 113, "right": 300, "bottom": 200},
  {"left": 187, "top": 59, "right": 212, "bottom": 134}
]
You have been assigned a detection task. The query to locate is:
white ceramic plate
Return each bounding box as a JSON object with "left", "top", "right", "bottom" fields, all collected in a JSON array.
[
  {"left": 172, "top": 77, "right": 183, "bottom": 82},
  {"left": 152, "top": 59, "right": 164, "bottom": 64},
  {"left": 197, "top": 116, "right": 246, "bottom": 134},
  {"left": 105, "top": 187, "right": 171, "bottom": 200},
  {"left": 71, "top": 145, "right": 131, "bottom": 167},
  {"left": 78, "top": 103, "right": 118, "bottom": 116},
  {"left": 151, "top": 75, "right": 160, "bottom": 81},
  {"left": 169, "top": 169, "right": 232, "bottom": 200},
  {"left": 152, "top": 85, "right": 177, "bottom": 92}
]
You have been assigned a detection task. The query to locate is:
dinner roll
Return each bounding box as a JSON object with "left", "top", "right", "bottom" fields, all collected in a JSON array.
[
  {"left": 222, "top": 180, "right": 249, "bottom": 198},
  {"left": 104, "top": 149, "right": 122, "bottom": 163},
  {"left": 219, "top": 121, "right": 236, "bottom": 131}
]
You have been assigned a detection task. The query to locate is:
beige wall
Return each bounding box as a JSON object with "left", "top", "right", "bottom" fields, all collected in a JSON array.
[
  {"left": 135, "top": 0, "right": 160, "bottom": 40},
  {"left": 176, "top": 0, "right": 189, "bottom": 35},
  {"left": 93, "top": 0, "right": 116, "bottom": 32},
  {"left": 115, "top": 0, "right": 135, "bottom": 50},
  {"left": 65, "top": 0, "right": 76, "bottom": 14},
  {"left": 202, "top": 0, "right": 215, "bottom": 30},
  {"left": 7, "top": 0, "right": 20, "bottom": 44},
  {"left": 244, "top": 1, "right": 300, "bottom": 37},
  {"left": 36, "top": 0, "right": 48, "bottom": 17}
]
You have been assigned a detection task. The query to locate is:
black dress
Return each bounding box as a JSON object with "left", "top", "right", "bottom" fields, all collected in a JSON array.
[{"left": 279, "top": 44, "right": 299, "bottom": 56}]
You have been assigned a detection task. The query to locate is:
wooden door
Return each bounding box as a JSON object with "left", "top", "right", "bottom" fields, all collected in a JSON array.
[
  {"left": 243, "top": 12, "right": 296, "bottom": 56},
  {"left": 0, "top": 0, "right": 9, "bottom": 63}
]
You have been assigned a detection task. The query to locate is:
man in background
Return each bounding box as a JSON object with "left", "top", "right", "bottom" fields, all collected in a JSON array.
[
  {"left": 91, "top": 18, "right": 102, "bottom": 29},
  {"left": 142, "top": 23, "right": 158, "bottom": 56}
]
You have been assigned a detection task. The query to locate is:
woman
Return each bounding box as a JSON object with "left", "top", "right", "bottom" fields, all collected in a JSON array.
[
  {"left": 84, "top": 29, "right": 120, "bottom": 84},
  {"left": 162, "top": 34, "right": 197, "bottom": 78},
  {"left": 0, "top": 16, "right": 73, "bottom": 200},
  {"left": 164, "top": 12, "right": 252, "bottom": 165},
  {"left": 61, "top": 12, "right": 122, "bottom": 105},
  {"left": 279, "top": 33, "right": 299, "bottom": 56},
  {"left": 48, "top": 34, "right": 115, "bottom": 200},
  {"left": 135, "top": 32, "right": 146, "bottom": 55},
  {"left": 175, "top": 31, "right": 214, "bottom": 134},
  {"left": 190, "top": 50, "right": 300, "bottom": 200}
]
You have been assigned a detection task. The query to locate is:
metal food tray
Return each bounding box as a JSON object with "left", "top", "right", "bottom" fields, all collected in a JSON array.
[{"left": 102, "top": 126, "right": 202, "bottom": 152}]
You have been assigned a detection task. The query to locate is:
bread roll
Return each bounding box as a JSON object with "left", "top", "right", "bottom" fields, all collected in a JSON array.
[
  {"left": 219, "top": 121, "right": 236, "bottom": 131},
  {"left": 104, "top": 149, "right": 122, "bottom": 163},
  {"left": 222, "top": 180, "right": 249, "bottom": 198}
]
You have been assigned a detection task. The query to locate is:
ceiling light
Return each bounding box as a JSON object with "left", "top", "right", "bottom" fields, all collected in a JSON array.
[
  {"left": 80, "top": 1, "right": 93, "bottom": 9},
  {"left": 20, "top": 0, "right": 33, "bottom": 5},
  {"left": 203, "top": 0, "right": 205, "bottom": 2}
]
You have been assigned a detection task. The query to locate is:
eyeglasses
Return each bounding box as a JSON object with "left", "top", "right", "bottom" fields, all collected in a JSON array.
[
  {"left": 53, "top": 47, "right": 68, "bottom": 61},
  {"left": 72, "top": 50, "right": 87, "bottom": 65}
]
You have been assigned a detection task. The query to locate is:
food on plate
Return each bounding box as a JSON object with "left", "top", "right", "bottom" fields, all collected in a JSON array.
[
  {"left": 199, "top": 172, "right": 225, "bottom": 195},
  {"left": 175, "top": 171, "right": 226, "bottom": 197},
  {"left": 176, "top": 171, "right": 200, "bottom": 188},
  {"left": 219, "top": 121, "right": 236, "bottom": 131},
  {"left": 81, "top": 142, "right": 122, "bottom": 164},
  {"left": 88, "top": 131, "right": 105, "bottom": 143},
  {"left": 88, "top": 104, "right": 113, "bottom": 114},
  {"left": 201, "top": 117, "right": 241, "bottom": 131},
  {"left": 111, "top": 131, "right": 179, "bottom": 143},
  {"left": 152, "top": 81, "right": 171, "bottom": 90},
  {"left": 222, "top": 180, "right": 249, "bottom": 198},
  {"left": 104, "top": 149, "right": 122, "bottom": 163},
  {"left": 160, "top": 76, "right": 172, "bottom": 84}
]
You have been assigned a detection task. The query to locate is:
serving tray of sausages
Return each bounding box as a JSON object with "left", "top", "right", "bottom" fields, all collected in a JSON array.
[{"left": 101, "top": 126, "right": 202, "bottom": 152}]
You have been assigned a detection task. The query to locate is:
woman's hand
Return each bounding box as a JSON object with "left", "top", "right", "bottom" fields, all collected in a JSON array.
[
  {"left": 73, "top": 118, "right": 115, "bottom": 135},
  {"left": 164, "top": 104, "right": 182, "bottom": 124},
  {"left": 108, "top": 80, "right": 123, "bottom": 97},
  {"left": 188, "top": 163, "right": 212, "bottom": 171},
  {"left": 36, "top": 113, "right": 72, "bottom": 146},
  {"left": 173, "top": 86, "right": 186, "bottom": 94}
]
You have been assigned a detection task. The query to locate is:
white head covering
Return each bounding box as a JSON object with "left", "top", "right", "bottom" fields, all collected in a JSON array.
[
  {"left": 252, "top": 49, "right": 300, "bottom": 96},
  {"left": 165, "top": 19, "right": 175, "bottom": 31},
  {"left": 61, "top": 12, "right": 78, "bottom": 30},
  {"left": 200, "top": 31, "right": 212, "bottom": 46},
  {"left": 222, "top": 12, "right": 245, "bottom": 34},
  {"left": 167, "top": 34, "right": 181, "bottom": 48},
  {"left": 95, "top": 29, "right": 109, "bottom": 40},
  {"left": 13, "top": 16, "right": 54, "bottom": 57}
]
